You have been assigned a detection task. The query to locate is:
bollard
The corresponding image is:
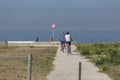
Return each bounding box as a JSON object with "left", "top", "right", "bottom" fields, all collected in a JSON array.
[
  {"left": 28, "top": 54, "right": 32, "bottom": 80},
  {"left": 79, "top": 62, "right": 81, "bottom": 80}
]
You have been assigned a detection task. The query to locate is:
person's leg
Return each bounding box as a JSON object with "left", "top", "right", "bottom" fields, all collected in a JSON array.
[
  {"left": 69, "top": 42, "right": 71, "bottom": 53},
  {"left": 60, "top": 41, "right": 62, "bottom": 51},
  {"left": 63, "top": 41, "right": 65, "bottom": 48},
  {"left": 62, "top": 41, "right": 65, "bottom": 52},
  {"left": 65, "top": 42, "right": 69, "bottom": 55},
  {"left": 61, "top": 41, "right": 64, "bottom": 52}
]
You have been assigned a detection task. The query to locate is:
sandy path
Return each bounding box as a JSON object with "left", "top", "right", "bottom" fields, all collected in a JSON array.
[{"left": 47, "top": 45, "right": 111, "bottom": 80}]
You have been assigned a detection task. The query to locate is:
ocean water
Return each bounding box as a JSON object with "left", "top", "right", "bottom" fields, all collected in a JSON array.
[{"left": 0, "top": 30, "right": 120, "bottom": 43}]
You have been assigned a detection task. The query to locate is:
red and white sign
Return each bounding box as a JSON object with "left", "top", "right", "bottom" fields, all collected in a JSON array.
[{"left": 51, "top": 24, "right": 56, "bottom": 29}]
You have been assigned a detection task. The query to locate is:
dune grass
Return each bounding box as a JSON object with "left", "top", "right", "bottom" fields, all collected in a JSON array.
[
  {"left": 77, "top": 43, "right": 120, "bottom": 80},
  {"left": 0, "top": 46, "right": 57, "bottom": 80}
]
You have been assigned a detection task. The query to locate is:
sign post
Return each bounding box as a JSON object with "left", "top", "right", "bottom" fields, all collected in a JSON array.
[{"left": 51, "top": 24, "right": 56, "bottom": 41}]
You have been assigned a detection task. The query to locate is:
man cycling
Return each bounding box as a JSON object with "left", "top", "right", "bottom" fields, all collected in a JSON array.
[
  {"left": 65, "top": 31, "right": 72, "bottom": 54},
  {"left": 59, "top": 30, "right": 65, "bottom": 52}
]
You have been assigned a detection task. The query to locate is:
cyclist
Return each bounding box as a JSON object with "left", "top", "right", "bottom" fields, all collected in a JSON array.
[
  {"left": 65, "top": 31, "right": 72, "bottom": 54},
  {"left": 59, "top": 30, "right": 65, "bottom": 52}
]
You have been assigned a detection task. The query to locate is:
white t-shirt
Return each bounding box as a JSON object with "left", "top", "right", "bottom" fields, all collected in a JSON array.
[{"left": 65, "top": 34, "right": 71, "bottom": 42}]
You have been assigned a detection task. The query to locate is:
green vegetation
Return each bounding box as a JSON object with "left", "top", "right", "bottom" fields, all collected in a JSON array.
[
  {"left": 77, "top": 43, "right": 120, "bottom": 80},
  {"left": 0, "top": 46, "right": 57, "bottom": 80}
]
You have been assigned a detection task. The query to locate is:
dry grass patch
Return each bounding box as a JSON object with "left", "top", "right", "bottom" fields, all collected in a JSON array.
[{"left": 0, "top": 46, "right": 57, "bottom": 80}]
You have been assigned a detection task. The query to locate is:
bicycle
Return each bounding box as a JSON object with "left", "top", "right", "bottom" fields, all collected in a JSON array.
[
  {"left": 65, "top": 42, "right": 71, "bottom": 55},
  {"left": 60, "top": 41, "right": 65, "bottom": 52}
]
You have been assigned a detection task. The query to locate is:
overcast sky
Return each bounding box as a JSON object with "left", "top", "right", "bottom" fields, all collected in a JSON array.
[{"left": 0, "top": 0, "right": 120, "bottom": 33}]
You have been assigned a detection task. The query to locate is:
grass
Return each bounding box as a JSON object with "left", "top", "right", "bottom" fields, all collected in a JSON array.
[
  {"left": 0, "top": 46, "right": 57, "bottom": 80},
  {"left": 77, "top": 43, "right": 120, "bottom": 80}
]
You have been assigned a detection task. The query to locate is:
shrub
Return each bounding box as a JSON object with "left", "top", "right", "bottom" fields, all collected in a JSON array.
[
  {"left": 94, "top": 49, "right": 103, "bottom": 55},
  {"left": 112, "top": 43, "right": 120, "bottom": 47},
  {"left": 101, "top": 65, "right": 109, "bottom": 71},
  {"left": 93, "top": 44, "right": 106, "bottom": 49},
  {"left": 81, "top": 48, "right": 90, "bottom": 55},
  {"left": 106, "top": 49, "right": 120, "bottom": 65},
  {"left": 35, "top": 37, "right": 39, "bottom": 42},
  {"left": 77, "top": 45, "right": 81, "bottom": 50},
  {"left": 95, "top": 57, "right": 106, "bottom": 66}
]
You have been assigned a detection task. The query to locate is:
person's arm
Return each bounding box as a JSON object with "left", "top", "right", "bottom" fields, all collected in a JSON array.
[
  {"left": 64, "top": 35, "right": 66, "bottom": 41},
  {"left": 70, "top": 36, "right": 73, "bottom": 41},
  {"left": 58, "top": 34, "right": 61, "bottom": 41}
]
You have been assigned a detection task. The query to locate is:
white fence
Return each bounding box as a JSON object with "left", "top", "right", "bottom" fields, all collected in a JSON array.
[{"left": 8, "top": 41, "right": 60, "bottom": 46}]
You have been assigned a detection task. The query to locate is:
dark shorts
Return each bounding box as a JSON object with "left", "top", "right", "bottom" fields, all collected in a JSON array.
[
  {"left": 60, "top": 41, "right": 65, "bottom": 45},
  {"left": 65, "top": 41, "right": 71, "bottom": 45}
]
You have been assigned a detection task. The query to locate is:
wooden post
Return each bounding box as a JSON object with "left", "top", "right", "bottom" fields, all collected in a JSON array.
[
  {"left": 79, "top": 62, "right": 81, "bottom": 80},
  {"left": 28, "top": 54, "right": 32, "bottom": 80}
]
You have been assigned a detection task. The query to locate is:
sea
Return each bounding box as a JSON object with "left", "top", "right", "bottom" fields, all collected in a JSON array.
[{"left": 0, "top": 30, "right": 120, "bottom": 43}]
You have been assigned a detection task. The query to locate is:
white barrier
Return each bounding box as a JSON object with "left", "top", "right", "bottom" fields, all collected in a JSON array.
[{"left": 8, "top": 41, "right": 60, "bottom": 46}]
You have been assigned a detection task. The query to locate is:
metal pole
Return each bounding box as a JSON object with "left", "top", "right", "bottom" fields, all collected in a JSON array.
[
  {"left": 28, "top": 54, "right": 32, "bottom": 80},
  {"left": 79, "top": 62, "right": 81, "bottom": 80},
  {"left": 53, "top": 29, "right": 54, "bottom": 40}
]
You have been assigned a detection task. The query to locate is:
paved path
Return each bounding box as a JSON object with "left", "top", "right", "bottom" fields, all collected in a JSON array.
[{"left": 47, "top": 45, "right": 111, "bottom": 80}]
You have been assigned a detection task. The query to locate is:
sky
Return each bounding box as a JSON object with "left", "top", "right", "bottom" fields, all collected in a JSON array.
[{"left": 0, "top": 0, "right": 120, "bottom": 41}]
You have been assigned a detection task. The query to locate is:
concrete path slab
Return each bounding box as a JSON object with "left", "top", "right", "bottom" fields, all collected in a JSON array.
[{"left": 47, "top": 45, "right": 111, "bottom": 80}]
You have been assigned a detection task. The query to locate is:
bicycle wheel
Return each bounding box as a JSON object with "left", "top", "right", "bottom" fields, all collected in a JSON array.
[{"left": 67, "top": 46, "right": 71, "bottom": 55}]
